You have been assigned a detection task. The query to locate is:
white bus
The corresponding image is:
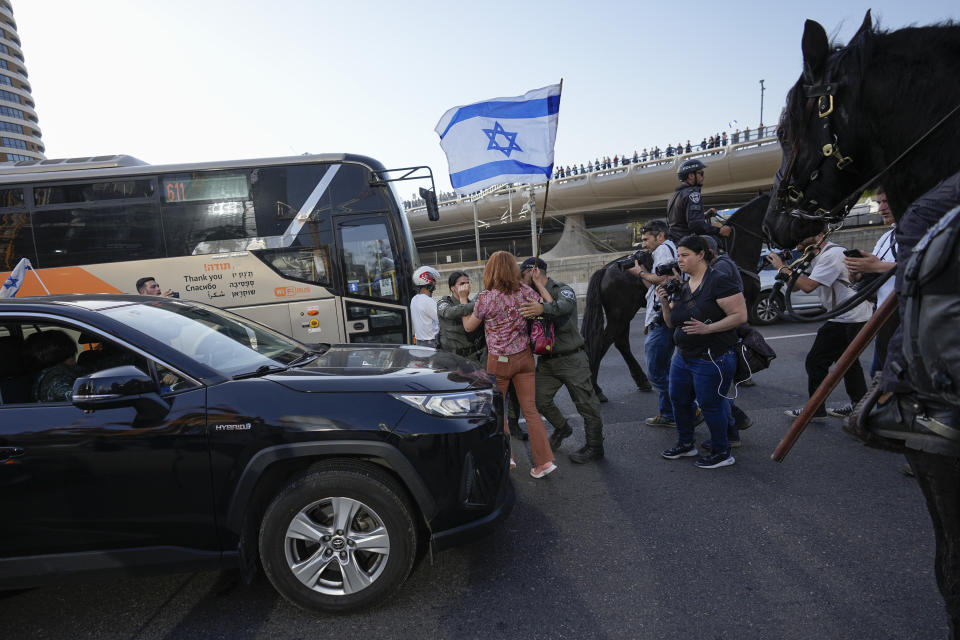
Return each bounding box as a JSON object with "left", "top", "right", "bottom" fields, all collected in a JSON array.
[{"left": 0, "top": 153, "right": 436, "bottom": 344}]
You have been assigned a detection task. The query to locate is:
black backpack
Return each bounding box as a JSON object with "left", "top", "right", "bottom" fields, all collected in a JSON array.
[{"left": 902, "top": 204, "right": 960, "bottom": 406}]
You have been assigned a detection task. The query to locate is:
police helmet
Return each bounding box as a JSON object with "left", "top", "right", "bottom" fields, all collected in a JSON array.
[
  {"left": 677, "top": 159, "right": 707, "bottom": 182},
  {"left": 412, "top": 266, "right": 441, "bottom": 290}
]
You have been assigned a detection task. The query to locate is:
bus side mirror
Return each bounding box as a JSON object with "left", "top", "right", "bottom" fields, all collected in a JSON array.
[{"left": 420, "top": 188, "right": 439, "bottom": 221}]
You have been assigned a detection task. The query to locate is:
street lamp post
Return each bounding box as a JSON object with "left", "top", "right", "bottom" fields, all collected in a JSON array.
[{"left": 759, "top": 79, "right": 766, "bottom": 134}]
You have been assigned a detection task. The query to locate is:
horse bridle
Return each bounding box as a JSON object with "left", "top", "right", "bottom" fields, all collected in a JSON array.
[
  {"left": 776, "top": 78, "right": 859, "bottom": 224},
  {"left": 779, "top": 64, "right": 960, "bottom": 227}
]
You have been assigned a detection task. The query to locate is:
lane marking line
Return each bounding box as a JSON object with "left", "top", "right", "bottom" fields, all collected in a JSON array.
[{"left": 765, "top": 332, "right": 819, "bottom": 340}]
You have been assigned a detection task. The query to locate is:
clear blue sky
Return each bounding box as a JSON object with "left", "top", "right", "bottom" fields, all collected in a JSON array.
[{"left": 12, "top": 1, "right": 959, "bottom": 196}]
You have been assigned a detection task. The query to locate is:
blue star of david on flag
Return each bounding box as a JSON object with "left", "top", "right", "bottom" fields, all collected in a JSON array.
[
  {"left": 483, "top": 122, "right": 522, "bottom": 157},
  {"left": 435, "top": 83, "right": 561, "bottom": 194},
  {"left": 0, "top": 257, "right": 32, "bottom": 298}
]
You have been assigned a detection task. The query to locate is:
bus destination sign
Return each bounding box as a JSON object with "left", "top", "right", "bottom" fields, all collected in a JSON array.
[{"left": 162, "top": 174, "right": 249, "bottom": 203}]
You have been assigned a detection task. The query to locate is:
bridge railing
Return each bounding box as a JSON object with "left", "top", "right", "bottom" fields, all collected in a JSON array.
[{"left": 404, "top": 134, "right": 781, "bottom": 213}]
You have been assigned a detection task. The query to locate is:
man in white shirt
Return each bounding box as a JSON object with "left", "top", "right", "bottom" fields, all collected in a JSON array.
[
  {"left": 628, "top": 221, "right": 680, "bottom": 426},
  {"left": 767, "top": 234, "right": 874, "bottom": 419},
  {"left": 410, "top": 266, "right": 440, "bottom": 347},
  {"left": 845, "top": 189, "right": 897, "bottom": 376}
]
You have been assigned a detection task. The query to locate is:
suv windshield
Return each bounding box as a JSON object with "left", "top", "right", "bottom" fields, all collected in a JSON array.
[{"left": 100, "top": 300, "right": 312, "bottom": 376}]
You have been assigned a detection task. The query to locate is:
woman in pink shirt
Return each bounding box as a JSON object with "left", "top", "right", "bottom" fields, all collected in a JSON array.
[{"left": 463, "top": 251, "right": 556, "bottom": 478}]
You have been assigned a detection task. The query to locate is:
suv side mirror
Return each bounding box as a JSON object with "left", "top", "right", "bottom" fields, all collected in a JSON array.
[
  {"left": 420, "top": 187, "right": 439, "bottom": 221},
  {"left": 72, "top": 365, "right": 167, "bottom": 413}
]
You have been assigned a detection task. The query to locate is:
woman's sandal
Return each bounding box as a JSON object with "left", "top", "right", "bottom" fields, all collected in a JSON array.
[{"left": 529, "top": 461, "right": 557, "bottom": 479}]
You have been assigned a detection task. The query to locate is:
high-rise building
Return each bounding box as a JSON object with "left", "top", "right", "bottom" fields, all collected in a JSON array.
[{"left": 0, "top": 0, "right": 43, "bottom": 163}]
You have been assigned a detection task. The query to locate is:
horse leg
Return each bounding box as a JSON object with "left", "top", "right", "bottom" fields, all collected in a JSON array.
[
  {"left": 591, "top": 336, "right": 615, "bottom": 403},
  {"left": 905, "top": 450, "right": 960, "bottom": 635},
  {"left": 613, "top": 331, "right": 652, "bottom": 391}
]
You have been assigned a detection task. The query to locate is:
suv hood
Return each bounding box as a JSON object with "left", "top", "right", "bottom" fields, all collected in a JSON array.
[{"left": 268, "top": 344, "right": 493, "bottom": 393}]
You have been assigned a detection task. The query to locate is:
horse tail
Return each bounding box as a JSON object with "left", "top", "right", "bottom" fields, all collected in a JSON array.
[{"left": 581, "top": 266, "right": 607, "bottom": 372}]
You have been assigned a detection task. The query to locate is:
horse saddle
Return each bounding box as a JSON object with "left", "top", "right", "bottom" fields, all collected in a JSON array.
[{"left": 845, "top": 378, "right": 960, "bottom": 457}]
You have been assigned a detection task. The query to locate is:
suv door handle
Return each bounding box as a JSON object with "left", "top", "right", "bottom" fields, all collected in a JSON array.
[{"left": 0, "top": 447, "right": 25, "bottom": 461}]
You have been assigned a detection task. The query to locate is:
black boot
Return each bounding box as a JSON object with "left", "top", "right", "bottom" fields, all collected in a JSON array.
[
  {"left": 635, "top": 377, "right": 653, "bottom": 392},
  {"left": 509, "top": 422, "right": 528, "bottom": 441},
  {"left": 549, "top": 425, "right": 573, "bottom": 450},
  {"left": 569, "top": 445, "right": 604, "bottom": 464}
]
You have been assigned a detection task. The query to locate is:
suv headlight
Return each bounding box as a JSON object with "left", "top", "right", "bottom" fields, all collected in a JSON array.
[{"left": 391, "top": 389, "right": 493, "bottom": 418}]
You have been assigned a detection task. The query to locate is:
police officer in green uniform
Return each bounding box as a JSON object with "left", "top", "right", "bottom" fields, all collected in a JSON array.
[
  {"left": 437, "top": 271, "right": 484, "bottom": 365},
  {"left": 519, "top": 257, "right": 605, "bottom": 463},
  {"left": 443, "top": 270, "right": 527, "bottom": 440}
]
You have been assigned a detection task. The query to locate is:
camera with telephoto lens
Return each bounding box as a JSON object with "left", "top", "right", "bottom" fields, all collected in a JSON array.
[
  {"left": 770, "top": 250, "right": 795, "bottom": 283},
  {"left": 662, "top": 278, "right": 684, "bottom": 298},
  {"left": 655, "top": 261, "right": 680, "bottom": 277},
  {"left": 851, "top": 273, "right": 881, "bottom": 291}
]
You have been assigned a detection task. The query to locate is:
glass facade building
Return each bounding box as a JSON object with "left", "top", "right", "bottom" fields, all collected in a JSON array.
[{"left": 0, "top": 1, "right": 43, "bottom": 163}]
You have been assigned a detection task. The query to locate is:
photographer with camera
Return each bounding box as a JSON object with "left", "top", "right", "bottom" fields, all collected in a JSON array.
[
  {"left": 844, "top": 188, "right": 898, "bottom": 377},
  {"left": 628, "top": 221, "right": 685, "bottom": 428},
  {"left": 766, "top": 233, "right": 873, "bottom": 419},
  {"left": 657, "top": 235, "right": 747, "bottom": 469}
]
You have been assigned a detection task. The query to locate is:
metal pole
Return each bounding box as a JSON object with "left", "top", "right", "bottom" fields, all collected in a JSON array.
[
  {"left": 772, "top": 293, "right": 899, "bottom": 462},
  {"left": 472, "top": 200, "right": 481, "bottom": 264},
  {"left": 536, "top": 179, "right": 551, "bottom": 261},
  {"left": 759, "top": 79, "right": 766, "bottom": 132},
  {"left": 528, "top": 186, "right": 537, "bottom": 256}
]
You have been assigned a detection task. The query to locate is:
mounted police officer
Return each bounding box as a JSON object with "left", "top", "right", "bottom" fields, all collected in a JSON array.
[
  {"left": 518, "top": 257, "right": 605, "bottom": 463},
  {"left": 667, "top": 159, "right": 733, "bottom": 244}
]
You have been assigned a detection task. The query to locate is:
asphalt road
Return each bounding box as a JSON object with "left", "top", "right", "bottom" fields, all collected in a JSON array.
[{"left": 0, "top": 321, "right": 946, "bottom": 639}]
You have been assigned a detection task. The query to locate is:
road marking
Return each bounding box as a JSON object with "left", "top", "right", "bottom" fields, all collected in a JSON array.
[{"left": 765, "top": 332, "right": 818, "bottom": 340}]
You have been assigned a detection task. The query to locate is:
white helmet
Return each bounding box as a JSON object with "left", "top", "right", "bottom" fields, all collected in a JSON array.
[{"left": 412, "top": 266, "right": 441, "bottom": 288}]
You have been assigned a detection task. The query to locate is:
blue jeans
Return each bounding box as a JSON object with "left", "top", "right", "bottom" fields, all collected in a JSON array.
[
  {"left": 669, "top": 350, "right": 737, "bottom": 453},
  {"left": 644, "top": 322, "right": 675, "bottom": 420}
]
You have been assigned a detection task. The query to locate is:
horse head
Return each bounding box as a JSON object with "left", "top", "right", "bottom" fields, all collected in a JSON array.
[{"left": 764, "top": 11, "right": 875, "bottom": 248}]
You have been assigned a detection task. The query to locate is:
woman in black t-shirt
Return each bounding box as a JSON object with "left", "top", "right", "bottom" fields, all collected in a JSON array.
[{"left": 655, "top": 235, "right": 748, "bottom": 468}]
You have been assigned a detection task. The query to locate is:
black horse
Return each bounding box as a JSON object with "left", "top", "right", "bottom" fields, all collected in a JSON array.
[
  {"left": 764, "top": 12, "right": 960, "bottom": 635},
  {"left": 581, "top": 193, "right": 769, "bottom": 402},
  {"left": 764, "top": 11, "right": 960, "bottom": 247},
  {"left": 580, "top": 251, "right": 653, "bottom": 403}
]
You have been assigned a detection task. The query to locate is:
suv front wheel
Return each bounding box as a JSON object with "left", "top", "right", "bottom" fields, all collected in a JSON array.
[{"left": 259, "top": 462, "right": 417, "bottom": 613}]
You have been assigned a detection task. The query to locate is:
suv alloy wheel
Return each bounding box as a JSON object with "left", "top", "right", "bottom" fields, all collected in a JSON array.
[
  {"left": 259, "top": 462, "right": 417, "bottom": 612},
  {"left": 749, "top": 292, "right": 784, "bottom": 325}
]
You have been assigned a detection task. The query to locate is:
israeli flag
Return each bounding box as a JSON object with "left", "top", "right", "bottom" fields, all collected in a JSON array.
[
  {"left": 0, "top": 257, "right": 30, "bottom": 298},
  {"left": 435, "top": 84, "right": 561, "bottom": 195}
]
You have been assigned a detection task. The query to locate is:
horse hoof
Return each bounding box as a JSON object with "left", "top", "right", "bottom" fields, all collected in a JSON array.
[
  {"left": 597, "top": 391, "right": 609, "bottom": 403},
  {"left": 636, "top": 382, "right": 653, "bottom": 392}
]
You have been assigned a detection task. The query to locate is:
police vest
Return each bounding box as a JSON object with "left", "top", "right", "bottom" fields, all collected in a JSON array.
[
  {"left": 666, "top": 185, "right": 700, "bottom": 242},
  {"left": 902, "top": 204, "right": 960, "bottom": 406}
]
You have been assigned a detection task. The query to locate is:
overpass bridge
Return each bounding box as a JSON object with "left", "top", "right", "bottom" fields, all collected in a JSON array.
[{"left": 406, "top": 135, "right": 782, "bottom": 261}]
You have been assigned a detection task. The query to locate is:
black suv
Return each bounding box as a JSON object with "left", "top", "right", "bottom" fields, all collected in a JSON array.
[{"left": 0, "top": 296, "right": 513, "bottom": 612}]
